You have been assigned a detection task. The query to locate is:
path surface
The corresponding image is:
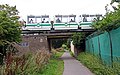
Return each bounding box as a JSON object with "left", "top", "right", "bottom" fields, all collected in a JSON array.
[{"left": 61, "top": 51, "right": 93, "bottom": 75}]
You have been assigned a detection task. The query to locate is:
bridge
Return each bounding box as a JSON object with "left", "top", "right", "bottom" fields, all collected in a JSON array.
[{"left": 19, "top": 14, "right": 102, "bottom": 53}]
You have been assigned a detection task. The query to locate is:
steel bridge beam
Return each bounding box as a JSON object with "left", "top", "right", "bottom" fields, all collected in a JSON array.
[{"left": 22, "top": 29, "right": 95, "bottom": 34}]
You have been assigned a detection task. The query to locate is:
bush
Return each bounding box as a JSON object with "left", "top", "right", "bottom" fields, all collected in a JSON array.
[
  {"left": 0, "top": 48, "right": 64, "bottom": 75},
  {"left": 0, "top": 50, "right": 50, "bottom": 75}
]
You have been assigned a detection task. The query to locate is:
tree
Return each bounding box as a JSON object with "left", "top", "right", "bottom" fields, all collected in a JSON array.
[
  {"left": 0, "top": 4, "right": 21, "bottom": 44},
  {"left": 0, "top": 4, "right": 21, "bottom": 64},
  {"left": 72, "top": 33, "right": 85, "bottom": 49},
  {"left": 92, "top": 1, "right": 120, "bottom": 32},
  {"left": 111, "top": 0, "right": 120, "bottom": 4}
]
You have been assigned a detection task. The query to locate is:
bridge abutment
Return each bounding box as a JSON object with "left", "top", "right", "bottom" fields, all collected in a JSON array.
[{"left": 16, "top": 35, "right": 50, "bottom": 53}]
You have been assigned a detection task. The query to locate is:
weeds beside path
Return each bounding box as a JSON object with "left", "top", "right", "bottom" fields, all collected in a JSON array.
[
  {"left": 40, "top": 50, "right": 64, "bottom": 75},
  {"left": 0, "top": 49, "right": 64, "bottom": 75},
  {"left": 77, "top": 52, "right": 120, "bottom": 75}
]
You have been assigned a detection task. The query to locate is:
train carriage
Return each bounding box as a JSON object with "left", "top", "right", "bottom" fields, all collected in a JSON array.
[
  {"left": 22, "top": 14, "right": 102, "bottom": 31},
  {"left": 23, "top": 15, "right": 51, "bottom": 30},
  {"left": 54, "top": 15, "right": 79, "bottom": 30}
]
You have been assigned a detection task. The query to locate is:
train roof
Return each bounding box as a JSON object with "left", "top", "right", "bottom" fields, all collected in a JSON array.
[
  {"left": 69, "top": 15, "right": 76, "bottom": 17},
  {"left": 35, "top": 16, "right": 41, "bottom": 18},
  {"left": 82, "top": 14, "right": 90, "bottom": 17},
  {"left": 27, "top": 14, "right": 102, "bottom": 18},
  {"left": 80, "top": 14, "right": 103, "bottom": 17},
  {"left": 41, "top": 15, "right": 49, "bottom": 18},
  {"left": 55, "top": 15, "right": 62, "bottom": 17},
  {"left": 27, "top": 15, "right": 49, "bottom": 18},
  {"left": 27, "top": 15, "right": 36, "bottom": 18},
  {"left": 62, "top": 15, "right": 69, "bottom": 17}
]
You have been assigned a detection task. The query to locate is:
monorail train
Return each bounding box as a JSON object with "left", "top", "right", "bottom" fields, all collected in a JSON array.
[{"left": 22, "top": 14, "right": 102, "bottom": 30}]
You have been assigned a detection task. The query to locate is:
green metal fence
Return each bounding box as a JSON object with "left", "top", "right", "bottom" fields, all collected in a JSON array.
[{"left": 86, "top": 27, "right": 120, "bottom": 64}]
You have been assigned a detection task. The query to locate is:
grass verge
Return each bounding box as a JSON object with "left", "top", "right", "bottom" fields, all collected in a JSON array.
[
  {"left": 77, "top": 52, "right": 120, "bottom": 75},
  {"left": 39, "top": 50, "right": 64, "bottom": 75}
]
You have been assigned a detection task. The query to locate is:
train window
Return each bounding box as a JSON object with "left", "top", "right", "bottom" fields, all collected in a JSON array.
[
  {"left": 83, "top": 17, "right": 87, "bottom": 22},
  {"left": 69, "top": 15, "right": 76, "bottom": 22},
  {"left": 62, "top": 17, "right": 68, "bottom": 23},
  {"left": 41, "top": 15, "right": 49, "bottom": 23},
  {"left": 29, "top": 18, "right": 35, "bottom": 24},
  {"left": 55, "top": 15, "right": 62, "bottom": 23},
  {"left": 62, "top": 15, "right": 69, "bottom": 23},
  {"left": 41, "top": 18, "right": 49, "bottom": 23},
  {"left": 56, "top": 18, "right": 61, "bottom": 23},
  {"left": 36, "top": 18, "right": 41, "bottom": 23},
  {"left": 41, "top": 18, "right": 45, "bottom": 23},
  {"left": 69, "top": 17, "right": 75, "bottom": 22}
]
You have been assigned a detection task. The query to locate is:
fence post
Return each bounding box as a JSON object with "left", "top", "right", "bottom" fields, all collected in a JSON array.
[
  {"left": 108, "top": 32, "right": 113, "bottom": 65},
  {"left": 98, "top": 36, "right": 101, "bottom": 59},
  {"left": 87, "top": 39, "right": 90, "bottom": 53},
  {"left": 91, "top": 38, "right": 94, "bottom": 55}
]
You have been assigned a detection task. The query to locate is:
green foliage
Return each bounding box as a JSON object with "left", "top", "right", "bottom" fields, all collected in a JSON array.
[
  {"left": 111, "top": 0, "right": 120, "bottom": 4},
  {"left": 77, "top": 52, "right": 120, "bottom": 75},
  {"left": 66, "top": 38, "right": 71, "bottom": 48},
  {"left": 70, "top": 51, "right": 74, "bottom": 57},
  {"left": 72, "top": 32, "right": 85, "bottom": 47},
  {"left": 52, "top": 39, "right": 67, "bottom": 49},
  {"left": 62, "top": 44, "right": 70, "bottom": 51},
  {"left": 92, "top": 2, "right": 120, "bottom": 32},
  {"left": 62, "top": 44, "right": 67, "bottom": 49},
  {"left": 0, "top": 50, "right": 64, "bottom": 75},
  {"left": 0, "top": 4, "right": 21, "bottom": 44},
  {"left": 0, "top": 4, "right": 21, "bottom": 64},
  {"left": 40, "top": 58, "right": 64, "bottom": 75},
  {"left": 40, "top": 51, "right": 64, "bottom": 75},
  {"left": 0, "top": 50, "right": 50, "bottom": 75}
]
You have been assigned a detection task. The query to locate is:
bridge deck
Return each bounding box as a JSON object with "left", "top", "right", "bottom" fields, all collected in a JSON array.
[{"left": 22, "top": 29, "right": 95, "bottom": 34}]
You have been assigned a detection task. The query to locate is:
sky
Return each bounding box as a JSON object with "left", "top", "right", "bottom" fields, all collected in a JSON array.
[{"left": 0, "top": 0, "right": 112, "bottom": 21}]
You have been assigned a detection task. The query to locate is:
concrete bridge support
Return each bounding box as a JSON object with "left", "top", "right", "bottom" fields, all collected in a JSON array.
[
  {"left": 70, "top": 41, "right": 78, "bottom": 57},
  {"left": 16, "top": 35, "right": 50, "bottom": 53},
  {"left": 70, "top": 40, "right": 85, "bottom": 57}
]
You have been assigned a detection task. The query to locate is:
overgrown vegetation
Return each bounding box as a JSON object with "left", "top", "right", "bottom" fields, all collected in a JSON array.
[
  {"left": 52, "top": 39, "right": 67, "bottom": 49},
  {"left": 71, "top": 32, "right": 90, "bottom": 50},
  {"left": 77, "top": 52, "right": 120, "bottom": 75},
  {"left": 66, "top": 38, "right": 71, "bottom": 48},
  {"left": 0, "top": 4, "right": 21, "bottom": 44},
  {"left": 72, "top": 33, "right": 85, "bottom": 48},
  {"left": 111, "top": 0, "right": 120, "bottom": 4},
  {"left": 92, "top": 1, "right": 120, "bottom": 31},
  {"left": 40, "top": 49, "right": 64, "bottom": 75},
  {"left": 0, "top": 49, "right": 64, "bottom": 75},
  {"left": 0, "top": 50, "right": 50, "bottom": 75},
  {"left": 0, "top": 4, "right": 22, "bottom": 64}
]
